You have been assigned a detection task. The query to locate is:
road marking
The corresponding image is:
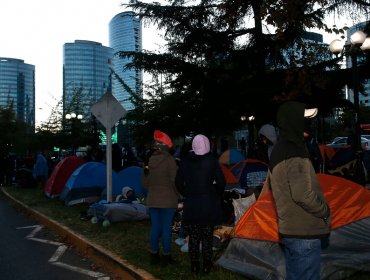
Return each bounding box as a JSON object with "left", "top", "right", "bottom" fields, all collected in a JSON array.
[
  {"left": 52, "top": 261, "right": 106, "bottom": 278},
  {"left": 49, "top": 244, "right": 68, "bottom": 262},
  {"left": 18, "top": 225, "right": 110, "bottom": 279}
]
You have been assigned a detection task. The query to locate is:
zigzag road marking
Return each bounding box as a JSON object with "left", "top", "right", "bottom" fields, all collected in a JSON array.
[
  {"left": 17, "top": 225, "right": 110, "bottom": 279},
  {"left": 52, "top": 261, "right": 107, "bottom": 278}
]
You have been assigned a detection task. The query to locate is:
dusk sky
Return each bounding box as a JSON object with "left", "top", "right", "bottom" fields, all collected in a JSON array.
[
  {"left": 0, "top": 0, "right": 365, "bottom": 126},
  {"left": 0, "top": 0, "right": 163, "bottom": 125}
]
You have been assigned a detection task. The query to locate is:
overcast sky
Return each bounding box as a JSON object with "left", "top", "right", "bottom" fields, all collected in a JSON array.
[
  {"left": 0, "top": 0, "right": 366, "bottom": 126},
  {"left": 0, "top": 0, "right": 164, "bottom": 125}
]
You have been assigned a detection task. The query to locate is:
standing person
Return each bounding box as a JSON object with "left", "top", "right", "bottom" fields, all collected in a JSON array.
[
  {"left": 141, "top": 130, "right": 179, "bottom": 266},
  {"left": 257, "top": 123, "right": 278, "bottom": 162},
  {"left": 175, "top": 134, "right": 226, "bottom": 274},
  {"left": 269, "top": 101, "right": 331, "bottom": 280},
  {"left": 122, "top": 143, "right": 136, "bottom": 169},
  {"left": 32, "top": 152, "right": 49, "bottom": 188}
]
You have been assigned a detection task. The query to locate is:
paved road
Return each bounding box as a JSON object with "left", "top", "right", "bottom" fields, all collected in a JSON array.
[{"left": 0, "top": 193, "right": 110, "bottom": 280}]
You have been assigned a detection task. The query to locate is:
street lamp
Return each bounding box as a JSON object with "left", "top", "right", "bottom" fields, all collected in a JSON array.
[
  {"left": 65, "top": 112, "right": 83, "bottom": 154},
  {"left": 65, "top": 112, "right": 83, "bottom": 120},
  {"left": 329, "top": 30, "right": 370, "bottom": 183}
]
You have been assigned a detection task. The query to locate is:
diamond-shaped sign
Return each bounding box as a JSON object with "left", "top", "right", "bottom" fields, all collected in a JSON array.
[{"left": 91, "top": 92, "right": 126, "bottom": 128}]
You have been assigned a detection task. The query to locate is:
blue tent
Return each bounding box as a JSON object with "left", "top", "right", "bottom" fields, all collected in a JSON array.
[
  {"left": 230, "top": 159, "right": 268, "bottom": 191},
  {"left": 60, "top": 162, "right": 107, "bottom": 206},
  {"left": 101, "top": 166, "right": 146, "bottom": 199},
  {"left": 219, "top": 148, "right": 245, "bottom": 165}
]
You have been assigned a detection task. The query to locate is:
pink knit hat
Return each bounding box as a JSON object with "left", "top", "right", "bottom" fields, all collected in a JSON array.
[
  {"left": 154, "top": 130, "right": 173, "bottom": 148},
  {"left": 192, "top": 134, "right": 210, "bottom": 155}
]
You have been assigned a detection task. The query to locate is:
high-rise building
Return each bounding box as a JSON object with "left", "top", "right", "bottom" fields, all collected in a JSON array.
[
  {"left": 0, "top": 57, "right": 35, "bottom": 128},
  {"left": 63, "top": 40, "right": 114, "bottom": 118},
  {"left": 109, "top": 11, "right": 143, "bottom": 111}
]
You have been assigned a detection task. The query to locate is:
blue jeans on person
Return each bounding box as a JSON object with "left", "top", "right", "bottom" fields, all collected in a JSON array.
[
  {"left": 148, "top": 207, "right": 176, "bottom": 254},
  {"left": 282, "top": 238, "right": 321, "bottom": 280}
]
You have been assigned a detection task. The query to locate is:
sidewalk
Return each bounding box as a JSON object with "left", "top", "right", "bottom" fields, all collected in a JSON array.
[{"left": 1, "top": 187, "right": 158, "bottom": 280}]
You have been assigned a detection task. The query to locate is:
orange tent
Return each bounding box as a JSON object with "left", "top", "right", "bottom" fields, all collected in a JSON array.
[
  {"left": 217, "top": 174, "right": 370, "bottom": 279},
  {"left": 220, "top": 164, "right": 239, "bottom": 185},
  {"left": 235, "top": 173, "right": 370, "bottom": 241}
]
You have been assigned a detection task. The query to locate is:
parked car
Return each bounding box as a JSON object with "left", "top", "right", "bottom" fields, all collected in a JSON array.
[{"left": 327, "top": 136, "right": 370, "bottom": 150}]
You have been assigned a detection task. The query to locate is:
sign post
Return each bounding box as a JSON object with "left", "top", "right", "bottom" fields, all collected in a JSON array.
[{"left": 91, "top": 92, "right": 126, "bottom": 202}]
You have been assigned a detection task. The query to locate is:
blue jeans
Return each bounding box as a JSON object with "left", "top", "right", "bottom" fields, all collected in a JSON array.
[
  {"left": 282, "top": 238, "right": 321, "bottom": 280},
  {"left": 148, "top": 208, "right": 176, "bottom": 254}
]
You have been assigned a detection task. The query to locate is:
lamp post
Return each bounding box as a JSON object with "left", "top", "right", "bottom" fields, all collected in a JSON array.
[
  {"left": 65, "top": 112, "right": 83, "bottom": 155},
  {"left": 329, "top": 30, "right": 370, "bottom": 183},
  {"left": 241, "top": 115, "right": 255, "bottom": 154},
  {"left": 248, "top": 115, "right": 255, "bottom": 153}
]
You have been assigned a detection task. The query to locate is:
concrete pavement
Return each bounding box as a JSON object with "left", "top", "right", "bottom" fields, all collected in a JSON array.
[{"left": 1, "top": 187, "right": 158, "bottom": 280}]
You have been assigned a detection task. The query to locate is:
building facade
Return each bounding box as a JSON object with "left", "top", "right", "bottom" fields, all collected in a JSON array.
[
  {"left": 109, "top": 11, "right": 143, "bottom": 111},
  {"left": 0, "top": 57, "right": 35, "bottom": 128},
  {"left": 63, "top": 40, "right": 114, "bottom": 118}
]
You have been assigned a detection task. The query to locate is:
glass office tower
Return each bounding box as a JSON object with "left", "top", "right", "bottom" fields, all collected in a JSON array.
[
  {"left": 0, "top": 57, "right": 35, "bottom": 128},
  {"left": 109, "top": 11, "right": 143, "bottom": 111},
  {"left": 63, "top": 40, "right": 114, "bottom": 118}
]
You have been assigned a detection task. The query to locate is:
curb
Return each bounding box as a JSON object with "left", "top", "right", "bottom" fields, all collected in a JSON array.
[{"left": 1, "top": 187, "right": 158, "bottom": 280}]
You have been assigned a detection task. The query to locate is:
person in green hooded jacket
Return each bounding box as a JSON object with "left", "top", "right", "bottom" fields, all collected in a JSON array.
[{"left": 269, "top": 101, "right": 331, "bottom": 280}]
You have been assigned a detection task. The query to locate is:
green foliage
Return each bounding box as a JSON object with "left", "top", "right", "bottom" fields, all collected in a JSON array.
[
  {"left": 35, "top": 87, "right": 102, "bottom": 152},
  {"left": 0, "top": 106, "right": 34, "bottom": 155},
  {"left": 118, "top": 0, "right": 370, "bottom": 141}
]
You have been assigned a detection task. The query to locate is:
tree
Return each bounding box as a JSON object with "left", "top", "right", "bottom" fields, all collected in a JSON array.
[
  {"left": 36, "top": 86, "right": 101, "bottom": 152},
  {"left": 118, "top": 0, "right": 370, "bottom": 141},
  {"left": 0, "top": 105, "right": 33, "bottom": 155}
]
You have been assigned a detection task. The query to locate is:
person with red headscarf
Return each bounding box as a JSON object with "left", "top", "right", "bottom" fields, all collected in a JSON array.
[{"left": 141, "top": 130, "right": 179, "bottom": 266}]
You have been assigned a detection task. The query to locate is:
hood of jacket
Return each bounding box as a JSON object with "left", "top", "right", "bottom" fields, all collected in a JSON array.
[
  {"left": 192, "top": 134, "right": 210, "bottom": 155},
  {"left": 278, "top": 101, "right": 307, "bottom": 144},
  {"left": 270, "top": 101, "right": 309, "bottom": 169},
  {"left": 259, "top": 124, "right": 278, "bottom": 144}
]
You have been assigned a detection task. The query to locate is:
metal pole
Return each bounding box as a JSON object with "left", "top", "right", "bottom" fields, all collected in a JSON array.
[
  {"left": 106, "top": 127, "right": 112, "bottom": 202},
  {"left": 351, "top": 51, "right": 364, "bottom": 184},
  {"left": 351, "top": 52, "right": 361, "bottom": 153},
  {"left": 248, "top": 121, "right": 254, "bottom": 152}
]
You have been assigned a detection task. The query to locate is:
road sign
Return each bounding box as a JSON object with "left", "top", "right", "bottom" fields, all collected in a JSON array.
[
  {"left": 91, "top": 92, "right": 126, "bottom": 129},
  {"left": 91, "top": 92, "right": 126, "bottom": 202}
]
